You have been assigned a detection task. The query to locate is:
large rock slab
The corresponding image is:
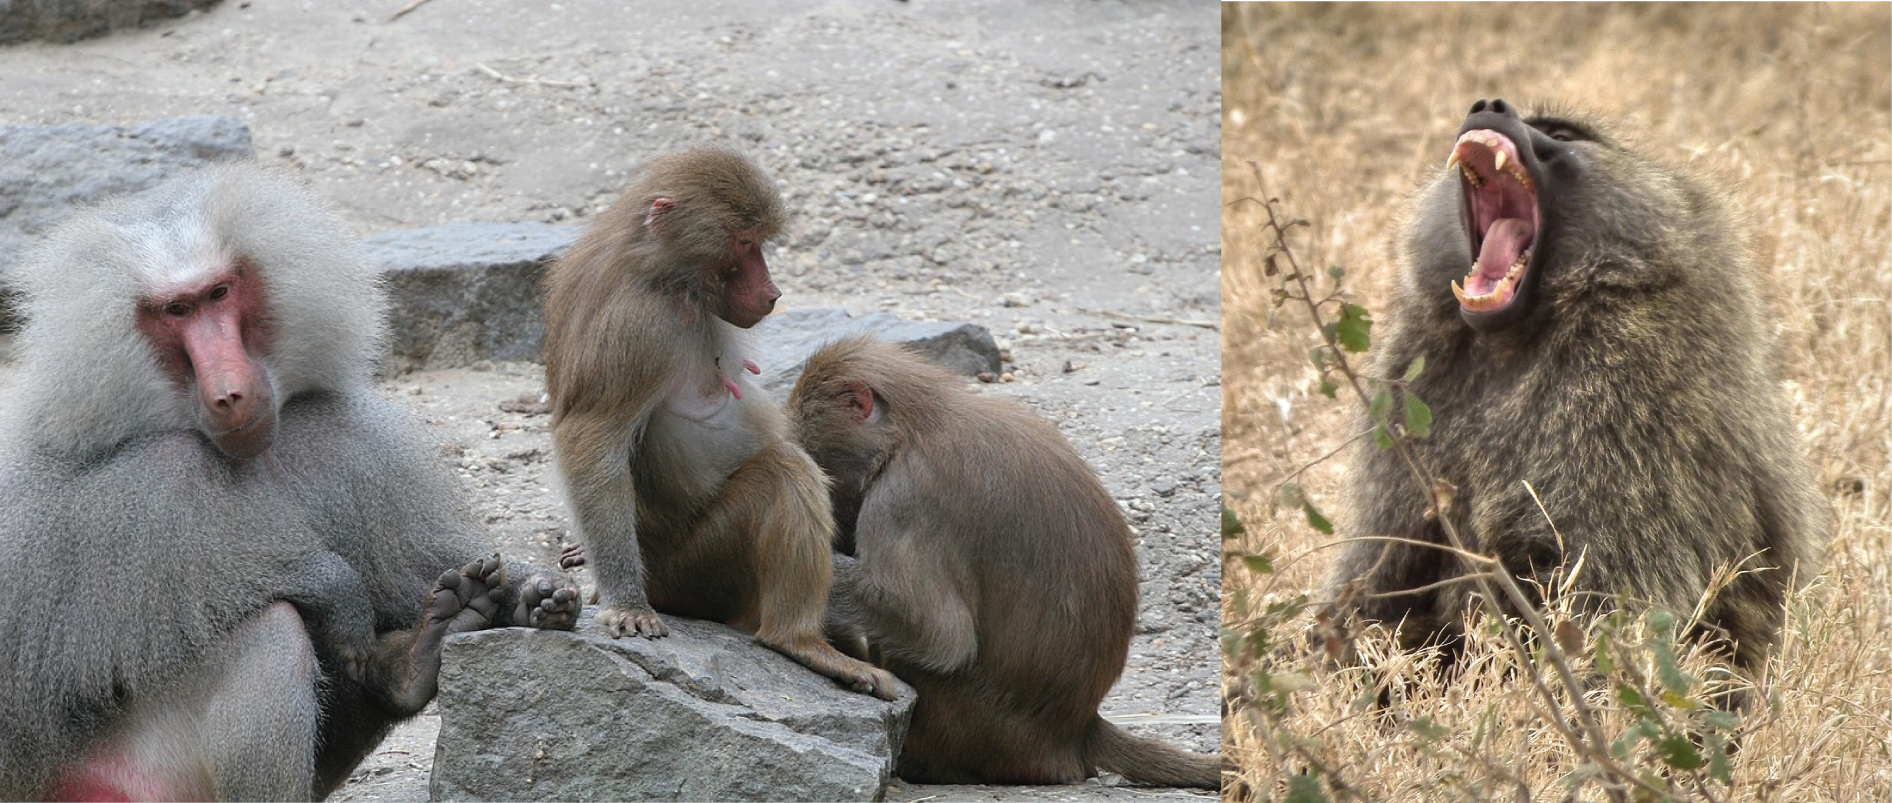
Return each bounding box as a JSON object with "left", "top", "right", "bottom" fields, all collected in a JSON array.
[
  {"left": 364, "top": 220, "right": 1001, "bottom": 381},
  {"left": 0, "top": 0, "right": 221, "bottom": 46},
  {"left": 752, "top": 308, "right": 1003, "bottom": 391},
  {"left": 365, "top": 222, "right": 579, "bottom": 373},
  {"left": 429, "top": 614, "right": 916, "bottom": 802},
  {"left": 0, "top": 115, "right": 253, "bottom": 329}
]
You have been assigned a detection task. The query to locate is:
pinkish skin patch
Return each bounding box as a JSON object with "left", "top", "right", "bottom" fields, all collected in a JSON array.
[
  {"left": 723, "top": 377, "right": 743, "bottom": 400},
  {"left": 743, "top": 359, "right": 760, "bottom": 375}
]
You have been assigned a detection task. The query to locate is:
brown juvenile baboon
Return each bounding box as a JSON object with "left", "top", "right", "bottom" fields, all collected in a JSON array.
[
  {"left": 1326, "top": 98, "right": 1828, "bottom": 673},
  {"left": 0, "top": 164, "right": 581, "bottom": 801},
  {"left": 543, "top": 145, "right": 897, "bottom": 700},
  {"left": 787, "top": 337, "right": 1221, "bottom": 789}
]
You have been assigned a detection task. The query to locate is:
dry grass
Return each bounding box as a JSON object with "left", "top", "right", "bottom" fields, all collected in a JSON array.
[{"left": 1222, "top": 3, "right": 1892, "bottom": 801}]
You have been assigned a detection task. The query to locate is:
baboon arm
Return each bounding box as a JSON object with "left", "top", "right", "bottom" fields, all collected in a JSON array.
[
  {"left": 554, "top": 403, "right": 658, "bottom": 612},
  {"left": 834, "top": 547, "right": 977, "bottom": 674}
]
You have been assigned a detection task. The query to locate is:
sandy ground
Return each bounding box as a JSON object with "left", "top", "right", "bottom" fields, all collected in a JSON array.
[{"left": 0, "top": 0, "right": 1220, "bottom": 799}]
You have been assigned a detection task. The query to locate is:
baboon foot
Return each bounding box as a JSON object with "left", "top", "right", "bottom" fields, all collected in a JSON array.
[
  {"left": 597, "top": 603, "right": 669, "bottom": 638},
  {"left": 516, "top": 573, "right": 583, "bottom": 631},
  {"left": 764, "top": 634, "right": 899, "bottom": 700},
  {"left": 558, "top": 542, "right": 586, "bottom": 569},
  {"left": 424, "top": 556, "right": 506, "bottom": 638}
]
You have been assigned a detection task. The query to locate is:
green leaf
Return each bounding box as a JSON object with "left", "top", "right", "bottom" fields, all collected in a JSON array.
[
  {"left": 1652, "top": 637, "right": 1694, "bottom": 697},
  {"left": 1617, "top": 683, "right": 1654, "bottom": 717},
  {"left": 1276, "top": 482, "right": 1305, "bottom": 510},
  {"left": 1409, "top": 716, "right": 1449, "bottom": 743},
  {"left": 1703, "top": 710, "right": 1742, "bottom": 732},
  {"left": 1308, "top": 346, "right": 1329, "bottom": 370},
  {"left": 1318, "top": 376, "right": 1338, "bottom": 399},
  {"left": 1374, "top": 423, "right": 1394, "bottom": 450},
  {"left": 1304, "top": 501, "right": 1334, "bottom": 535},
  {"left": 1707, "top": 736, "right": 1733, "bottom": 783},
  {"left": 1402, "top": 355, "right": 1427, "bottom": 382},
  {"left": 1656, "top": 735, "right": 1705, "bottom": 770},
  {"left": 1404, "top": 393, "right": 1434, "bottom": 439},
  {"left": 1648, "top": 608, "right": 1675, "bottom": 633},
  {"left": 1370, "top": 388, "right": 1393, "bottom": 423},
  {"left": 1284, "top": 775, "right": 1330, "bottom": 803},
  {"left": 1328, "top": 264, "right": 1346, "bottom": 281},
  {"left": 1335, "top": 304, "right": 1373, "bottom": 352},
  {"left": 1242, "top": 555, "right": 1275, "bottom": 576},
  {"left": 1222, "top": 505, "right": 1247, "bottom": 539}
]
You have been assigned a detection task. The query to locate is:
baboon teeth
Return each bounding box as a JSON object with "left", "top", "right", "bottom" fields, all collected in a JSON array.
[
  {"left": 1493, "top": 150, "right": 1507, "bottom": 172},
  {"left": 1446, "top": 151, "right": 1461, "bottom": 172},
  {"left": 1454, "top": 248, "right": 1532, "bottom": 311}
]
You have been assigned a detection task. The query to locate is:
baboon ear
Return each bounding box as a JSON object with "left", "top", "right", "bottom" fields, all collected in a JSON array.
[
  {"left": 643, "top": 197, "right": 676, "bottom": 229},
  {"left": 843, "top": 380, "right": 875, "bottom": 422}
]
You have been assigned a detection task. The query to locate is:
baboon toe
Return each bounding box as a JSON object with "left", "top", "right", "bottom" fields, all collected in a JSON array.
[
  {"left": 426, "top": 556, "right": 505, "bottom": 634},
  {"left": 597, "top": 604, "right": 668, "bottom": 638},
  {"left": 517, "top": 574, "right": 583, "bottom": 631},
  {"left": 558, "top": 542, "right": 587, "bottom": 570},
  {"left": 855, "top": 665, "right": 899, "bottom": 701}
]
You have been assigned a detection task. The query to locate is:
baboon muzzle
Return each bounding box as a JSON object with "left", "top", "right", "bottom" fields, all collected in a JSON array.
[{"left": 1448, "top": 98, "right": 1546, "bottom": 332}]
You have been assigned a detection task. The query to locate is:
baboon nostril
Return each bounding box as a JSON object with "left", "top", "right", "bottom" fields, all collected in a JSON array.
[
  {"left": 1470, "top": 99, "right": 1487, "bottom": 114},
  {"left": 1491, "top": 98, "right": 1510, "bottom": 114}
]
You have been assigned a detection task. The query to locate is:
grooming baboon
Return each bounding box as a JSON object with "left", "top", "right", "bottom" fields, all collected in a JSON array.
[
  {"left": 543, "top": 145, "right": 896, "bottom": 700},
  {"left": 788, "top": 337, "right": 1221, "bottom": 789},
  {"left": 1326, "top": 98, "right": 1827, "bottom": 672},
  {"left": 0, "top": 164, "right": 581, "bottom": 801}
]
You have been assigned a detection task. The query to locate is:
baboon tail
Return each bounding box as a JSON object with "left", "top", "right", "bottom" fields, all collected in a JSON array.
[{"left": 1085, "top": 716, "right": 1222, "bottom": 790}]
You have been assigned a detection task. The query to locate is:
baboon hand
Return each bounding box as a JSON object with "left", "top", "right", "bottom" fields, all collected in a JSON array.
[
  {"left": 558, "top": 542, "right": 587, "bottom": 570},
  {"left": 597, "top": 603, "right": 668, "bottom": 638},
  {"left": 516, "top": 573, "right": 583, "bottom": 631}
]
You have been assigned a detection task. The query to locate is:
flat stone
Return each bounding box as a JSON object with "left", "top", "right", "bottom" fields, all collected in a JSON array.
[
  {"left": 363, "top": 222, "right": 1000, "bottom": 382},
  {"left": 752, "top": 308, "right": 1003, "bottom": 391},
  {"left": 0, "top": 0, "right": 221, "bottom": 45},
  {"left": 364, "top": 222, "right": 579, "bottom": 373},
  {"left": 429, "top": 614, "right": 915, "bottom": 802}
]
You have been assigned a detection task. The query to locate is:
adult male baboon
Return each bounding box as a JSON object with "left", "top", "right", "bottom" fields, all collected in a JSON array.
[
  {"left": 0, "top": 164, "right": 581, "bottom": 801},
  {"left": 543, "top": 145, "right": 896, "bottom": 700},
  {"left": 1326, "top": 98, "right": 1827, "bottom": 672},
  {"left": 788, "top": 337, "right": 1220, "bottom": 789}
]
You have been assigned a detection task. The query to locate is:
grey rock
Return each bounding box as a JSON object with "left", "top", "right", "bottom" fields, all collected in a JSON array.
[
  {"left": 365, "top": 222, "right": 579, "bottom": 373},
  {"left": 0, "top": 0, "right": 221, "bottom": 46},
  {"left": 365, "top": 221, "right": 999, "bottom": 382},
  {"left": 428, "top": 614, "right": 915, "bottom": 802},
  {"left": 752, "top": 308, "right": 1003, "bottom": 391},
  {"left": 0, "top": 115, "right": 253, "bottom": 329}
]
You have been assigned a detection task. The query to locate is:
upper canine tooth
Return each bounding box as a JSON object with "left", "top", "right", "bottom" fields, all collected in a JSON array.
[
  {"left": 1493, "top": 151, "right": 1508, "bottom": 172},
  {"left": 1447, "top": 151, "right": 1461, "bottom": 171}
]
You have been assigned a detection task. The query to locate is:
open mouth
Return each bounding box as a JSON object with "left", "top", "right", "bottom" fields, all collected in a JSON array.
[{"left": 1448, "top": 129, "right": 1540, "bottom": 313}]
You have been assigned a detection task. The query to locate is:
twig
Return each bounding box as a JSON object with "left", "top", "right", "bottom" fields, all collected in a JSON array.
[
  {"left": 475, "top": 62, "right": 592, "bottom": 90},
  {"left": 1075, "top": 307, "right": 1219, "bottom": 330},
  {"left": 389, "top": 0, "right": 433, "bottom": 21}
]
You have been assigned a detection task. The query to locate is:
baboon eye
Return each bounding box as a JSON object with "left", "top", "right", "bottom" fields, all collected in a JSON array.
[
  {"left": 207, "top": 284, "right": 230, "bottom": 301},
  {"left": 163, "top": 301, "right": 190, "bottom": 317}
]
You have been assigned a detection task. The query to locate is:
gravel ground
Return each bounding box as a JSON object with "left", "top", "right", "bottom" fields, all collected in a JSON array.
[{"left": 0, "top": 1, "right": 1219, "bottom": 798}]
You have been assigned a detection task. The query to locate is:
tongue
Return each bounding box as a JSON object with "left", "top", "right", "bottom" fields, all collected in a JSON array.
[{"left": 1476, "top": 218, "right": 1533, "bottom": 281}]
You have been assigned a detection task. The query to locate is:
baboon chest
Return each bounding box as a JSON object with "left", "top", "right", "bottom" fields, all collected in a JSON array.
[{"left": 640, "top": 363, "right": 767, "bottom": 503}]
